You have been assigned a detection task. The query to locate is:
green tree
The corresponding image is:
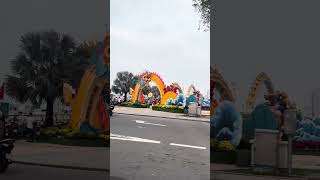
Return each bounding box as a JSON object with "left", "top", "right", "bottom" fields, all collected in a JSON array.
[
  {"left": 141, "top": 85, "right": 151, "bottom": 95},
  {"left": 6, "top": 30, "right": 90, "bottom": 127},
  {"left": 141, "top": 86, "right": 160, "bottom": 98},
  {"left": 150, "top": 86, "right": 160, "bottom": 99},
  {"left": 111, "top": 71, "right": 138, "bottom": 102},
  {"left": 193, "top": 0, "right": 210, "bottom": 31}
]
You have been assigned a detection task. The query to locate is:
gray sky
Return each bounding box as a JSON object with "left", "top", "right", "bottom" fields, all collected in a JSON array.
[
  {"left": 0, "top": 0, "right": 107, "bottom": 102},
  {"left": 110, "top": 0, "right": 210, "bottom": 95},
  {"left": 212, "top": 0, "right": 320, "bottom": 115},
  {"left": 0, "top": 0, "right": 107, "bottom": 76}
]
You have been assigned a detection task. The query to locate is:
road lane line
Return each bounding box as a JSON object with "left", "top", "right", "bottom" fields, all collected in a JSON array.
[
  {"left": 111, "top": 133, "right": 161, "bottom": 144},
  {"left": 169, "top": 143, "right": 207, "bottom": 150},
  {"left": 133, "top": 120, "right": 166, "bottom": 127}
]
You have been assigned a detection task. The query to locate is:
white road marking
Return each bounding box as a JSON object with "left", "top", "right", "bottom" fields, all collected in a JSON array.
[
  {"left": 169, "top": 143, "right": 207, "bottom": 150},
  {"left": 111, "top": 133, "right": 161, "bottom": 144},
  {"left": 133, "top": 120, "right": 166, "bottom": 127},
  {"left": 111, "top": 133, "right": 207, "bottom": 150}
]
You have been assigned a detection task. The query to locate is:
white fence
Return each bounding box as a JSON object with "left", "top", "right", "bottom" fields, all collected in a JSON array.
[{"left": 7, "top": 113, "right": 71, "bottom": 126}]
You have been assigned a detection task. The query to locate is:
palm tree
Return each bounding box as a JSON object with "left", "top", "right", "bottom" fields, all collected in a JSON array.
[
  {"left": 111, "top": 71, "right": 139, "bottom": 102},
  {"left": 6, "top": 30, "right": 91, "bottom": 127}
]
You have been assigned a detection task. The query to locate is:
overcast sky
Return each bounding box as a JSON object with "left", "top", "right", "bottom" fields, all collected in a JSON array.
[
  {"left": 110, "top": 0, "right": 210, "bottom": 96},
  {"left": 212, "top": 0, "right": 320, "bottom": 115},
  {"left": 0, "top": 0, "right": 107, "bottom": 102},
  {"left": 0, "top": 0, "right": 106, "bottom": 76}
]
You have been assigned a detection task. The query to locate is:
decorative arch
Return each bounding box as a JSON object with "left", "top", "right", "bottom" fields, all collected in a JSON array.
[
  {"left": 211, "top": 68, "right": 235, "bottom": 102},
  {"left": 64, "top": 32, "right": 109, "bottom": 132},
  {"left": 131, "top": 71, "right": 177, "bottom": 105},
  {"left": 186, "top": 84, "right": 196, "bottom": 97},
  {"left": 170, "top": 82, "right": 183, "bottom": 94},
  {"left": 160, "top": 91, "right": 178, "bottom": 105},
  {"left": 245, "top": 72, "right": 274, "bottom": 111}
]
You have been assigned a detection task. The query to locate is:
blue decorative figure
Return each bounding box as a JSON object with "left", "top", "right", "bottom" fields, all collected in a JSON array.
[
  {"left": 294, "top": 118, "right": 320, "bottom": 141},
  {"left": 242, "top": 103, "right": 278, "bottom": 139},
  {"left": 211, "top": 100, "right": 243, "bottom": 147},
  {"left": 175, "top": 93, "right": 185, "bottom": 106}
]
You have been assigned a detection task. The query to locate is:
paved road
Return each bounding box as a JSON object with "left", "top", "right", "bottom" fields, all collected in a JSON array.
[
  {"left": 0, "top": 164, "right": 109, "bottom": 180},
  {"left": 110, "top": 114, "right": 210, "bottom": 180}
]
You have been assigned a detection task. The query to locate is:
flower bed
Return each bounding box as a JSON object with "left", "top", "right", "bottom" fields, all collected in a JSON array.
[
  {"left": 152, "top": 105, "right": 184, "bottom": 113},
  {"left": 201, "top": 106, "right": 210, "bottom": 111},
  {"left": 37, "top": 127, "right": 109, "bottom": 147},
  {"left": 211, "top": 139, "right": 237, "bottom": 164},
  {"left": 293, "top": 140, "right": 320, "bottom": 150},
  {"left": 119, "top": 102, "right": 149, "bottom": 108}
]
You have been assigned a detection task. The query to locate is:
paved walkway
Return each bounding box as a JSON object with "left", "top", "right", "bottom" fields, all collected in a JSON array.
[
  {"left": 293, "top": 155, "right": 320, "bottom": 170},
  {"left": 9, "top": 140, "right": 109, "bottom": 171},
  {"left": 211, "top": 155, "right": 320, "bottom": 179},
  {"left": 114, "top": 106, "right": 210, "bottom": 122},
  {"left": 211, "top": 155, "right": 320, "bottom": 171}
]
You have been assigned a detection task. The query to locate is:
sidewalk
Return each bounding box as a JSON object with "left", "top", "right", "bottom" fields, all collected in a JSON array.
[
  {"left": 9, "top": 140, "right": 109, "bottom": 171},
  {"left": 211, "top": 154, "right": 320, "bottom": 179},
  {"left": 114, "top": 106, "right": 210, "bottom": 122}
]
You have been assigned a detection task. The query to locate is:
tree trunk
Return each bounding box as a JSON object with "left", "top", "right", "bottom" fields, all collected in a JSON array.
[
  {"left": 124, "top": 92, "right": 127, "bottom": 102},
  {"left": 45, "top": 95, "right": 54, "bottom": 127},
  {"left": 45, "top": 80, "right": 54, "bottom": 127}
]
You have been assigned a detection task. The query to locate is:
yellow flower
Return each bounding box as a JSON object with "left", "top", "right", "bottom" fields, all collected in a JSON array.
[{"left": 218, "top": 140, "right": 235, "bottom": 151}]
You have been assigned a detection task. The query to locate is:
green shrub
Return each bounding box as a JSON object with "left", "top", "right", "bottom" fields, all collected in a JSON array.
[
  {"left": 39, "top": 126, "right": 107, "bottom": 142},
  {"left": 56, "top": 128, "right": 73, "bottom": 136},
  {"left": 152, "top": 105, "right": 184, "bottom": 113},
  {"left": 40, "top": 127, "right": 60, "bottom": 137},
  {"left": 119, "top": 102, "right": 149, "bottom": 108}
]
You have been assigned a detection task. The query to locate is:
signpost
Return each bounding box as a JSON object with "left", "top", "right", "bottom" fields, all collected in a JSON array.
[{"left": 284, "top": 109, "right": 297, "bottom": 176}]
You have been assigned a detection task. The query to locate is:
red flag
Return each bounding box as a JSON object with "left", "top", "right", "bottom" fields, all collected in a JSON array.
[{"left": 0, "top": 84, "right": 4, "bottom": 100}]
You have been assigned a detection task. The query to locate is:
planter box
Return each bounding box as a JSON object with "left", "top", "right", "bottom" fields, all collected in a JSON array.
[
  {"left": 236, "top": 149, "right": 251, "bottom": 167},
  {"left": 211, "top": 151, "right": 236, "bottom": 164}
]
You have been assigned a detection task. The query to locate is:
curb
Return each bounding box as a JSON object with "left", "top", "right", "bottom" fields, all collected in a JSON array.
[
  {"left": 113, "top": 112, "right": 210, "bottom": 123},
  {"left": 211, "top": 170, "right": 307, "bottom": 180},
  {"left": 12, "top": 160, "right": 109, "bottom": 172}
]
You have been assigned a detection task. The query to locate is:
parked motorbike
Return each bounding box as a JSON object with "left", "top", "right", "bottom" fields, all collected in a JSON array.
[
  {"left": 0, "top": 139, "right": 15, "bottom": 172},
  {"left": 5, "top": 121, "right": 18, "bottom": 138}
]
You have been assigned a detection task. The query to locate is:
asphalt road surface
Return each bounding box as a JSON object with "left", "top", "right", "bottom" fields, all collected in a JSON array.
[
  {"left": 0, "top": 164, "right": 109, "bottom": 180},
  {"left": 110, "top": 113, "right": 210, "bottom": 180}
]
